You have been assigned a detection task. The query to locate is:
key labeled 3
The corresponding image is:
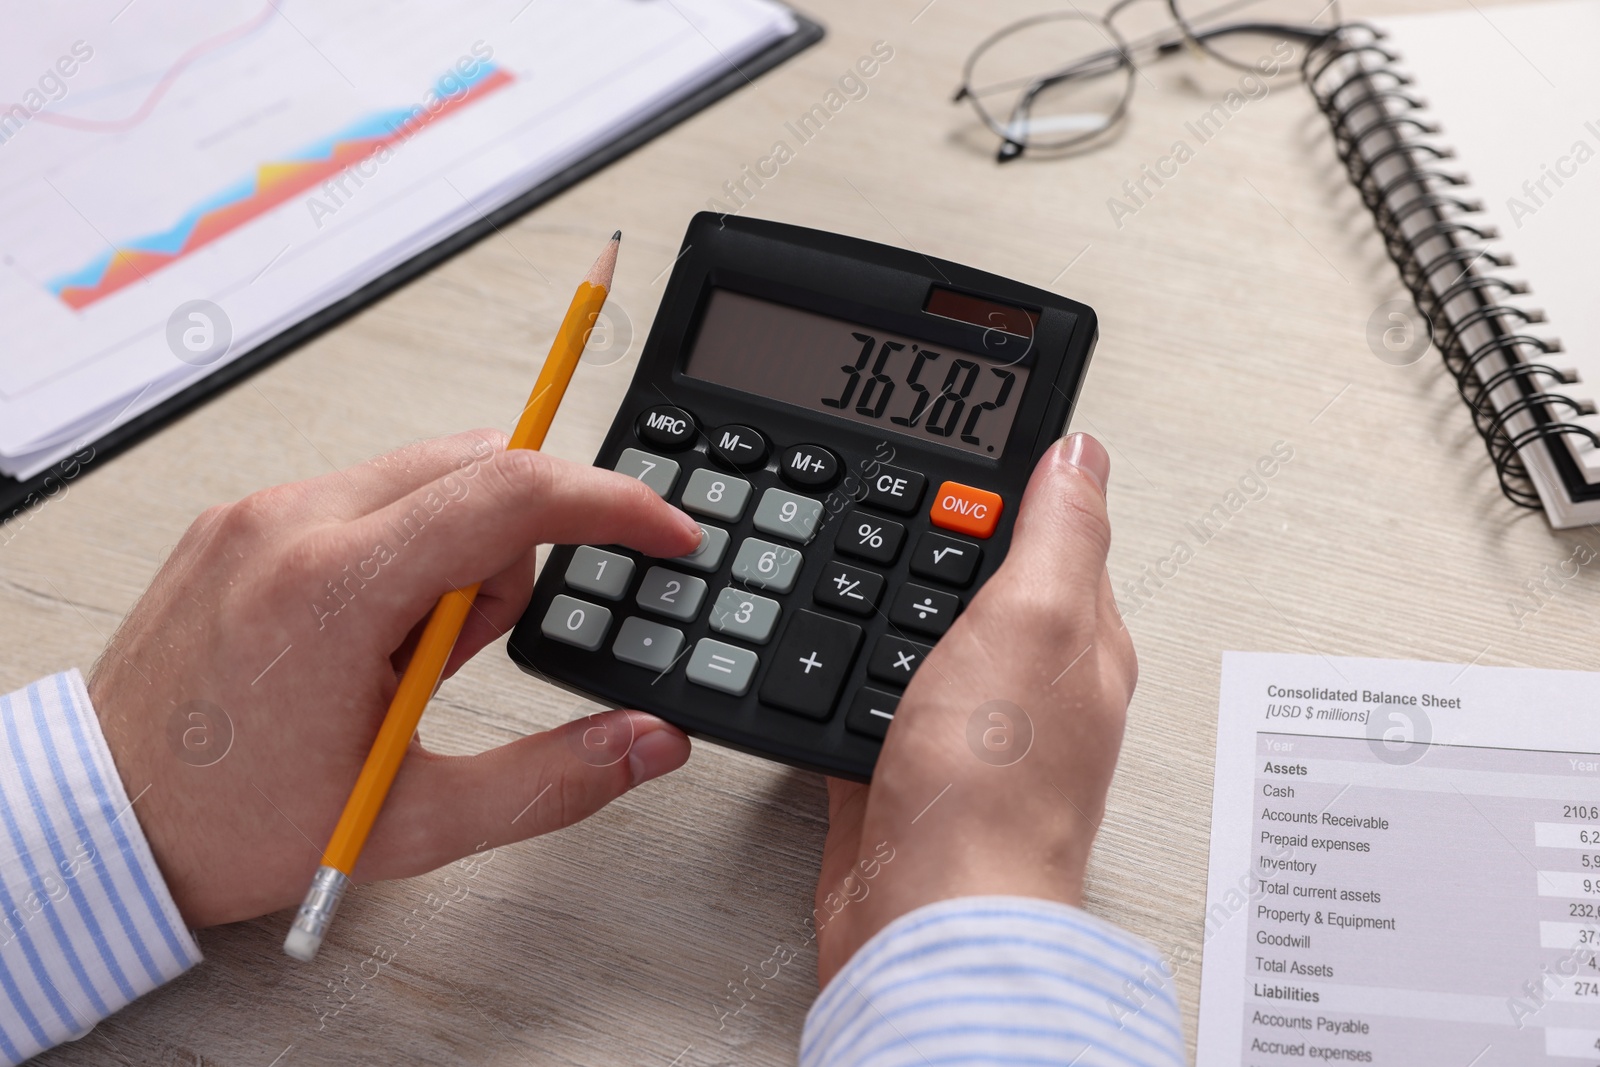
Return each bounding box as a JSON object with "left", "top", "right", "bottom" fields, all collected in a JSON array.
[{"left": 709, "top": 587, "right": 781, "bottom": 643}]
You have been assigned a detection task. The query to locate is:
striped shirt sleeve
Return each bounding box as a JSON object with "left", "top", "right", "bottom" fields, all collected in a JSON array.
[
  {"left": 0, "top": 671, "right": 201, "bottom": 1065},
  {"left": 800, "top": 896, "right": 1186, "bottom": 1067}
]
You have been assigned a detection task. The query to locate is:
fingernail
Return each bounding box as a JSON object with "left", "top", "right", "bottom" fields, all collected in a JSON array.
[
  {"left": 674, "top": 508, "right": 704, "bottom": 541},
  {"left": 1062, "top": 432, "right": 1109, "bottom": 495},
  {"left": 628, "top": 725, "right": 689, "bottom": 786}
]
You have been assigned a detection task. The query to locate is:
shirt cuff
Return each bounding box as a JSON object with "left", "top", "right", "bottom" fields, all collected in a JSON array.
[
  {"left": 800, "top": 896, "right": 1186, "bottom": 1067},
  {"left": 0, "top": 670, "right": 201, "bottom": 1065}
]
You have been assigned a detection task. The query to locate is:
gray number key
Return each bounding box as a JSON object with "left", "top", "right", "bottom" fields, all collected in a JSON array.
[
  {"left": 565, "top": 546, "right": 633, "bottom": 601},
  {"left": 752, "top": 487, "right": 824, "bottom": 544},
  {"left": 615, "top": 448, "right": 680, "bottom": 498},
  {"left": 708, "top": 587, "right": 781, "bottom": 644},
  {"left": 612, "top": 616, "right": 685, "bottom": 673},
  {"left": 635, "top": 566, "right": 707, "bottom": 621},
  {"left": 680, "top": 468, "right": 751, "bottom": 522},
  {"left": 730, "top": 537, "right": 804, "bottom": 593},
  {"left": 541, "top": 595, "right": 612, "bottom": 651},
  {"left": 685, "top": 638, "right": 760, "bottom": 696},
  {"left": 671, "top": 524, "right": 730, "bottom": 573}
]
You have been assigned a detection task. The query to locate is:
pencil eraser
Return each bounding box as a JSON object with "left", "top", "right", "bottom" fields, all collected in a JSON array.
[{"left": 283, "top": 924, "right": 322, "bottom": 963}]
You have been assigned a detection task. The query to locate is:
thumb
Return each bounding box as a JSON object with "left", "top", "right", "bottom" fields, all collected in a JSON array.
[
  {"left": 365, "top": 711, "right": 690, "bottom": 877},
  {"left": 818, "top": 778, "right": 870, "bottom": 899},
  {"left": 946, "top": 432, "right": 1111, "bottom": 671},
  {"left": 998, "top": 432, "right": 1112, "bottom": 601}
]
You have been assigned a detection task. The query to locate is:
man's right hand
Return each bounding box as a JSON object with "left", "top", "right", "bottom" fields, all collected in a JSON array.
[
  {"left": 811, "top": 433, "right": 1136, "bottom": 985},
  {"left": 89, "top": 430, "right": 705, "bottom": 928}
]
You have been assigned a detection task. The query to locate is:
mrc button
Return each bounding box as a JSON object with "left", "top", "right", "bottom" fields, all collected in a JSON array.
[
  {"left": 861, "top": 464, "right": 925, "bottom": 514},
  {"left": 635, "top": 405, "right": 696, "bottom": 451},
  {"left": 709, "top": 423, "right": 769, "bottom": 471},
  {"left": 930, "top": 481, "right": 1004, "bottom": 539}
]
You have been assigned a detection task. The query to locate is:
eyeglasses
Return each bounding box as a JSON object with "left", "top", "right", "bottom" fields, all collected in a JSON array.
[{"left": 955, "top": 0, "right": 1344, "bottom": 161}]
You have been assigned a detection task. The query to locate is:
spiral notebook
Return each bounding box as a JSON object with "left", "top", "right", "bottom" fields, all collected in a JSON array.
[{"left": 1310, "top": 0, "right": 1600, "bottom": 528}]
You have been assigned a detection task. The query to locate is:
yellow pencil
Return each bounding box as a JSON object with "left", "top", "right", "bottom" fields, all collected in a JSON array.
[{"left": 285, "top": 231, "right": 622, "bottom": 962}]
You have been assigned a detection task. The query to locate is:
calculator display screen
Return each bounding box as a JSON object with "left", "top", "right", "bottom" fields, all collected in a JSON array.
[{"left": 683, "top": 289, "right": 1029, "bottom": 456}]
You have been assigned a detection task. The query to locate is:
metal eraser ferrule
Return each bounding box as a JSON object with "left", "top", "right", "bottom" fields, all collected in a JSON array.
[{"left": 284, "top": 865, "right": 350, "bottom": 962}]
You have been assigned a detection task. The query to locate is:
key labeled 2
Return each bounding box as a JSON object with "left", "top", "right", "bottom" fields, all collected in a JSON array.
[{"left": 636, "top": 566, "right": 707, "bottom": 621}]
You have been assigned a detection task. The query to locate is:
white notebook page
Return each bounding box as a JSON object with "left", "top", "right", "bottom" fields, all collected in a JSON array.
[{"left": 1375, "top": 0, "right": 1600, "bottom": 484}]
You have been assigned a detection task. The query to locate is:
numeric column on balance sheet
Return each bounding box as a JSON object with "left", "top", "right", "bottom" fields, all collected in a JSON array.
[{"left": 1195, "top": 652, "right": 1600, "bottom": 1067}]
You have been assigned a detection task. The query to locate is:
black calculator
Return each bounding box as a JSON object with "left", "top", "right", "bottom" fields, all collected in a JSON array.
[{"left": 507, "top": 214, "right": 1096, "bottom": 780}]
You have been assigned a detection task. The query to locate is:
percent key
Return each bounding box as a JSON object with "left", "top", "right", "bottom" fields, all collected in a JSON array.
[{"left": 835, "top": 510, "right": 904, "bottom": 565}]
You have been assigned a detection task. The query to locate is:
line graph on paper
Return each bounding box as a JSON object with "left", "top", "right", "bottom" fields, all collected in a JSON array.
[
  {"left": 0, "top": 0, "right": 532, "bottom": 405},
  {"left": 1, "top": 2, "right": 279, "bottom": 137},
  {"left": 47, "top": 62, "right": 512, "bottom": 308},
  {"left": 0, "top": 0, "right": 794, "bottom": 479},
  {"left": 2, "top": 2, "right": 514, "bottom": 317}
]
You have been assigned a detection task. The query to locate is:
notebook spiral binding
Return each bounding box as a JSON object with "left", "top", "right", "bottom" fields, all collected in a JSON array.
[{"left": 1304, "top": 25, "right": 1600, "bottom": 508}]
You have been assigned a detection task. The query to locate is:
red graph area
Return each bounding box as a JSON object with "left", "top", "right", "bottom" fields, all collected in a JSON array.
[{"left": 57, "top": 66, "right": 513, "bottom": 310}]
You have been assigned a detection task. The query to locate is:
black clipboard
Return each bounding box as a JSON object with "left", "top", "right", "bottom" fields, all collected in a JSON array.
[{"left": 1, "top": 10, "right": 824, "bottom": 526}]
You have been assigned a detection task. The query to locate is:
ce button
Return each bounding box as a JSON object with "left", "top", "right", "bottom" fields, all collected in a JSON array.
[{"left": 860, "top": 464, "right": 926, "bottom": 515}]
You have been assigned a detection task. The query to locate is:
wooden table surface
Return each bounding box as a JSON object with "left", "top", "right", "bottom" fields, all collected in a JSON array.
[{"left": 7, "top": 0, "right": 1594, "bottom": 1063}]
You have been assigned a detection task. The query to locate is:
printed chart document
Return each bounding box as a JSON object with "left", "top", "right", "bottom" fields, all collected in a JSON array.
[
  {"left": 0, "top": 0, "right": 795, "bottom": 479},
  {"left": 1197, "top": 652, "right": 1600, "bottom": 1065}
]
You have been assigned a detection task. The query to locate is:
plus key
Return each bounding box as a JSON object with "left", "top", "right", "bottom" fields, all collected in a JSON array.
[{"left": 759, "top": 609, "right": 863, "bottom": 720}]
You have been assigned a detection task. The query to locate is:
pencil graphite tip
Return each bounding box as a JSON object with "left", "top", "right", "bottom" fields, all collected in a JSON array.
[{"left": 585, "top": 231, "right": 621, "bottom": 289}]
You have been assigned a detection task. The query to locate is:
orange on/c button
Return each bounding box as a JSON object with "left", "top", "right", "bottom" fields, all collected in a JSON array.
[{"left": 929, "top": 481, "right": 1004, "bottom": 539}]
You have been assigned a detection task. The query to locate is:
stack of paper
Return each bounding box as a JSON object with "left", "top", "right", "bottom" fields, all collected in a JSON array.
[{"left": 0, "top": 0, "right": 796, "bottom": 479}]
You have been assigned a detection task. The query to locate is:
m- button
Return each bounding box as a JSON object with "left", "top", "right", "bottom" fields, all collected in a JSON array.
[
  {"left": 709, "top": 423, "right": 769, "bottom": 471},
  {"left": 929, "top": 481, "right": 1004, "bottom": 539}
]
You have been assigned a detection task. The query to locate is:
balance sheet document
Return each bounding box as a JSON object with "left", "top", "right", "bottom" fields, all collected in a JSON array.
[{"left": 1196, "top": 652, "right": 1600, "bottom": 1065}]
